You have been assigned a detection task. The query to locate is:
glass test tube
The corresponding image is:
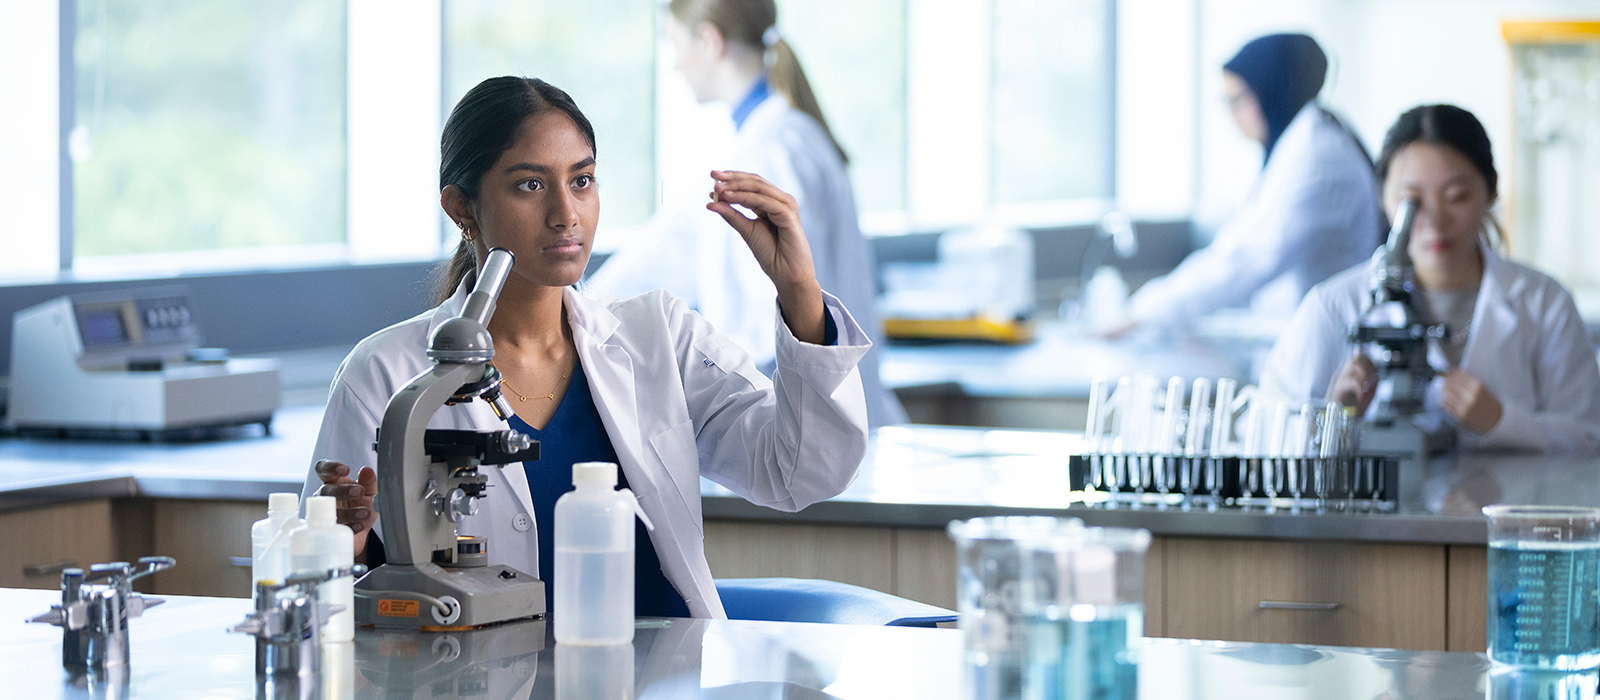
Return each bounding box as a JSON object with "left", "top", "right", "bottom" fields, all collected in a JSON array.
[
  {"left": 1111, "top": 376, "right": 1133, "bottom": 454},
  {"left": 1159, "top": 377, "right": 1184, "bottom": 454},
  {"left": 1210, "top": 379, "right": 1237, "bottom": 456},
  {"left": 1086, "top": 376, "right": 1109, "bottom": 453},
  {"left": 1155, "top": 377, "right": 1184, "bottom": 492},
  {"left": 1184, "top": 378, "right": 1212, "bottom": 458},
  {"left": 1110, "top": 376, "right": 1133, "bottom": 491}
]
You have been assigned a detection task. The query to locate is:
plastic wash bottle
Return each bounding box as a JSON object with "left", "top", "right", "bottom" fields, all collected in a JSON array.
[
  {"left": 553, "top": 461, "right": 655, "bottom": 645},
  {"left": 250, "top": 492, "right": 303, "bottom": 601},
  {"left": 291, "top": 495, "right": 355, "bottom": 642}
]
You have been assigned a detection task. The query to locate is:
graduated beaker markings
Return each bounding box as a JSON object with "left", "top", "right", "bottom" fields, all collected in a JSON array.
[{"left": 1490, "top": 540, "right": 1600, "bottom": 667}]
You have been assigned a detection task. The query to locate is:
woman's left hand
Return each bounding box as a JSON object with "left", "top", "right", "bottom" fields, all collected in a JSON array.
[
  {"left": 706, "top": 170, "right": 827, "bottom": 344},
  {"left": 1441, "top": 368, "right": 1502, "bottom": 434}
]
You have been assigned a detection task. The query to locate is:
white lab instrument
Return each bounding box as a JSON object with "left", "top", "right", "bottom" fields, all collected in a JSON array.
[
  {"left": 9, "top": 286, "right": 279, "bottom": 437},
  {"left": 878, "top": 223, "right": 1036, "bottom": 343}
]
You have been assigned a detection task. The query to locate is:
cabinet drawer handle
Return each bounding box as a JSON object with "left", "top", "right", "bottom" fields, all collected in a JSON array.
[
  {"left": 24, "top": 561, "right": 79, "bottom": 577},
  {"left": 1258, "top": 601, "right": 1342, "bottom": 611},
  {"left": 230, "top": 557, "right": 252, "bottom": 568}
]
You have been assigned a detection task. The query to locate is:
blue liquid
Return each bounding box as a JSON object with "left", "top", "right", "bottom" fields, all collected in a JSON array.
[
  {"left": 1025, "top": 604, "right": 1141, "bottom": 700},
  {"left": 1489, "top": 541, "right": 1600, "bottom": 669}
]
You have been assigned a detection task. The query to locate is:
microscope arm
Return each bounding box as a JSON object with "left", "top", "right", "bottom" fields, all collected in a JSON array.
[{"left": 374, "top": 361, "right": 482, "bottom": 566}]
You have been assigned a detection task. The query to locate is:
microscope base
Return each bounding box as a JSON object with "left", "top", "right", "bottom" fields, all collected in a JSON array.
[{"left": 355, "top": 562, "right": 545, "bottom": 630}]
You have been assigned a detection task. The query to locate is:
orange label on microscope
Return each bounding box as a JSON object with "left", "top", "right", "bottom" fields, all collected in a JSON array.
[{"left": 377, "top": 599, "right": 420, "bottom": 617}]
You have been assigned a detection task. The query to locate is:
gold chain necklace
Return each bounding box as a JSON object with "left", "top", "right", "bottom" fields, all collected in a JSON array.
[{"left": 501, "top": 371, "right": 572, "bottom": 402}]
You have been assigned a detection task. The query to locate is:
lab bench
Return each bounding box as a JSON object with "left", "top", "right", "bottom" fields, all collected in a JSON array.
[
  {"left": 2, "top": 586, "right": 1528, "bottom": 700},
  {"left": 3, "top": 404, "right": 1589, "bottom": 654}
]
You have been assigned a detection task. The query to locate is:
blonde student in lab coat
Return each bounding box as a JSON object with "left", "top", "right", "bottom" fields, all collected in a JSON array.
[
  {"left": 585, "top": 0, "right": 906, "bottom": 428},
  {"left": 1119, "top": 33, "right": 1382, "bottom": 334},
  {"left": 1261, "top": 104, "right": 1600, "bottom": 456},
  {"left": 302, "top": 76, "right": 873, "bottom": 618}
]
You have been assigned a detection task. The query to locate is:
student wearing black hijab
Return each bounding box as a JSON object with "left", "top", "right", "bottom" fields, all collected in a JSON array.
[{"left": 1116, "top": 33, "right": 1383, "bottom": 335}]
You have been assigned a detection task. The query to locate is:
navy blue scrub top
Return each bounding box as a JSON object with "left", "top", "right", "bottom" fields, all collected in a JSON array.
[{"left": 507, "top": 363, "right": 691, "bottom": 619}]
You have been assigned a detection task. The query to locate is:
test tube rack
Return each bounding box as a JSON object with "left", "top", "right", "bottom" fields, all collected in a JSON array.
[{"left": 1067, "top": 451, "right": 1402, "bottom": 510}]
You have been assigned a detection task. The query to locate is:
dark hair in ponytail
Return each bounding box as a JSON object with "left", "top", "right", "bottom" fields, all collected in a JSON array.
[
  {"left": 430, "top": 77, "right": 597, "bottom": 304},
  {"left": 1375, "top": 104, "right": 1497, "bottom": 202}
]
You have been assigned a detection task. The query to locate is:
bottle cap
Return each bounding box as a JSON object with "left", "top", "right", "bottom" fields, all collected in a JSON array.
[
  {"left": 572, "top": 462, "right": 618, "bottom": 489},
  {"left": 305, "top": 495, "right": 336, "bottom": 525},
  {"left": 268, "top": 492, "right": 299, "bottom": 514}
]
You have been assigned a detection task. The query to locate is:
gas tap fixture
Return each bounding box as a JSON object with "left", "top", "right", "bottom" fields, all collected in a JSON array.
[
  {"left": 28, "top": 556, "right": 175, "bottom": 670},
  {"left": 354, "top": 247, "right": 546, "bottom": 630},
  {"left": 229, "top": 564, "right": 366, "bottom": 697}
]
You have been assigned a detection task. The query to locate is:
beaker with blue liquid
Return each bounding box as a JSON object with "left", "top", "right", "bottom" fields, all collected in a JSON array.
[
  {"left": 950, "top": 516, "right": 1084, "bottom": 700},
  {"left": 1018, "top": 526, "right": 1150, "bottom": 700},
  {"left": 1484, "top": 505, "right": 1600, "bottom": 670}
]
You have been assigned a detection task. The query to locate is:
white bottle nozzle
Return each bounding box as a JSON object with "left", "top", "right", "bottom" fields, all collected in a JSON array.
[
  {"left": 618, "top": 489, "right": 655, "bottom": 532},
  {"left": 305, "top": 495, "right": 336, "bottom": 525},
  {"left": 268, "top": 492, "right": 299, "bottom": 514}
]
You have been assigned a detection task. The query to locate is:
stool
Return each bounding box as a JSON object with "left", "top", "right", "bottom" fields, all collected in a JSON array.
[{"left": 714, "top": 578, "right": 958, "bottom": 627}]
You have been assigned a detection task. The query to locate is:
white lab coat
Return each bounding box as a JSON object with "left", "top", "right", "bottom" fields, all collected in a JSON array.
[
  {"left": 587, "top": 92, "right": 906, "bottom": 428},
  {"left": 1129, "top": 103, "right": 1382, "bottom": 329},
  {"left": 1259, "top": 245, "right": 1600, "bottom": 455},
  {"left": 301, "top": 281, "right": 872, "bottom": 618}
]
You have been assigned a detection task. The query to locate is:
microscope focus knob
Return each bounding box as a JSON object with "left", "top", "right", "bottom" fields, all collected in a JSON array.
[{"left": 447, "top": 488, "right": 478, "bottom": 522}]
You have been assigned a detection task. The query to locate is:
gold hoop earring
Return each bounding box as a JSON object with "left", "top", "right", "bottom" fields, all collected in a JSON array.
[{"left": 460, "top": 226, "right": 475, "bottom": 243}]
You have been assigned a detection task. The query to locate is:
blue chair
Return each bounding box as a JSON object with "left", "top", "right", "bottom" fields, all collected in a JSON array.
[{"left": 715, "top": 578, "right": 958, "bottom": 627}]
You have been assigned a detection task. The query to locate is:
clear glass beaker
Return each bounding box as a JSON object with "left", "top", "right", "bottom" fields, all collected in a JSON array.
[
  {"left": 948, "top": 516, "right": 1083, "bottom": 700},
  {"left": 1018, "top": 527, "right": 1150, "bottom": 700},
  {"left": 1484, "top": 505, "right": 1600, "bottom": 670}
]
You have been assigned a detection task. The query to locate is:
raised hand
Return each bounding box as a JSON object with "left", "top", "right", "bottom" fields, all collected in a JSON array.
[
  {"left": 313, "top": 459, "right": 378, "bottom": 559},
  {"left": 706, "top": 170, "right": 827, "bottom": 344},
  {"left": 1328, "top": 351, "right": 1378, "bottom": 416},
  {"left": 1442, "top": 368, "right": 1503, "bottom": 434}
]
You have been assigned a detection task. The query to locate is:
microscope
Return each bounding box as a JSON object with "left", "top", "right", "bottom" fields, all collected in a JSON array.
[
  {"left": 1348, "top": 198, "right": 1451, "bottom": 490},
  {"left": 354, "top": 248, "right": 546, "bottom": 630}
]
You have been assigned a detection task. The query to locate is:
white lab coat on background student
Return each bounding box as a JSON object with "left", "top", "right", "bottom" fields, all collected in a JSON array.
[
  {"left": 1259, "top": 244, "right": 1600, "bottom": 456},
  {"left": 587, "top": 91, "right": 905, "bottom": 428},
  {"left": 302, "top": 279, "right": 873, "bottom": 618},
  {"left": 1128, "top": 103, "right": 1382, "bottom": 329}
]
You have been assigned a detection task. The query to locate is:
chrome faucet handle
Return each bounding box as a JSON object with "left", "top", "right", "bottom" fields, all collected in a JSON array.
[{"left": 130, "top": 556, "right": 176, "bottom": 581}]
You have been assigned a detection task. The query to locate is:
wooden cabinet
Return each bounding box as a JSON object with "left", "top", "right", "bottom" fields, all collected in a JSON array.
[
  {"left": 704, "top": 520, "right": 895, "bottom": 594},
  {"left": 0, "top": 500, "right": 117, "bottom": 590},
  {"left": 141, "top": 500, "right": 260, "bottom": 598},
  {"left": 1446, "top": 545, "right": 1488, "bottom": 653},
  {"left": 1162, "top": 537, "right": 1448, "bottom": 651}
]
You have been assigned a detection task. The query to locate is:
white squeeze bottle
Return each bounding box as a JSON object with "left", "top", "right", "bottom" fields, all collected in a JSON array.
[
  {"left": 554, "top": 462, "right": 654, "bottom": 645},
  {"left": 291, "top": 495, "right": 355, "bottom": 642},
  {"left": 250, "top": 493, "right": 303, "bottom": 600}
]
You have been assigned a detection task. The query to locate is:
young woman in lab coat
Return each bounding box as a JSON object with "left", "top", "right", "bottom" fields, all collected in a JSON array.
[
  {"left": 585, "top": 0, "right": 905, "bottom": 428},
  {"left": 1119, "top": 33, "right": 1382, "bottom": 333},
  {"left": 302, "top": 76, "right": 875, "bottom": 618},
  {"left": 1261, "top": 104, "right": 1600, "bottom": 455}
]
